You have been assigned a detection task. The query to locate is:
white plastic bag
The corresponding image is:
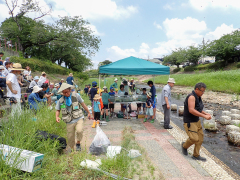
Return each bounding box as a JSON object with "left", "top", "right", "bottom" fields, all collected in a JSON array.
[{"left": 89, "top": 126, "right": 111, "bottom": 155}]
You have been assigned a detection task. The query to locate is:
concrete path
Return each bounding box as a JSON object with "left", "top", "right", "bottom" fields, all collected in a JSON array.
[{"left": 82, "top": 103, "right": 240, "bottom": 180}]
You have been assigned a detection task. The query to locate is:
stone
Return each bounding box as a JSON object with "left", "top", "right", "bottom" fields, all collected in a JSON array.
[
  {"left": 227, "top": 132, "right": 240, "bottom": 146},
  {"left": 205, "top": 110, "right": 213, "bottom": 116},
  {"left": 219, "top": 116, "right": 231, "bottom": 125},
  {"left": 230, "top": 109, "right": 240, "bottom": 114},
  {"left": 171, "top": 104, "right": 177, "bottom": 111},
  {"left": 230, "top": 114, "right": 240, "bottom": 120},
  {"left": 230, "top": 120, "right": 240, "bottom": 126},
  {"left": 178, "top": 106, "right": 184, "bottom": 116},
  {"left": 222, "top": 111, "right": 231, "bottom": 116},
  {"left": 226, "top": 125, "right": 240, "bottom": 134}
]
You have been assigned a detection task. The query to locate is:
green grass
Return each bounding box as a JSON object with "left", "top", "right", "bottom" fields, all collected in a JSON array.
[
  {"left": 0, "top": 105, "right": 157, "bottom": 179},
  {"left": 145, "top": 69, "right": 240, "bottom": 94}
]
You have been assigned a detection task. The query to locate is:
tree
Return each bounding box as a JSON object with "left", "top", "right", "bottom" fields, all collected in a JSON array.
[
  {"left": 185, "top": 46, "right": 201, "bottom": 65},
  {"left": 1, "top": 0, "right": 101, "bottom": 72},
  {"left": 205, "top": 30, "right": 240, "bottom": 63},
  {"left": 163, "top": 48, "right": 186, "bottom": 68},
  {"left": 98, "top": 60, "right": 112, "bottom": 68}
]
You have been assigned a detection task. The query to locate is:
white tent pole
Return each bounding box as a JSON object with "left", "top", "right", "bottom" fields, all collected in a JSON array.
[{"left": 99, "top": 74, "right": 101, "bottom": 95}]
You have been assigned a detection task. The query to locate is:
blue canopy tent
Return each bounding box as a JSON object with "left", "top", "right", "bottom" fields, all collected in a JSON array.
[
  {"left": 99, "top": 56, "right": 170, "bottom": 75},
  {"left": 98, "top": 56, "right": 170, "bottom": 91}
]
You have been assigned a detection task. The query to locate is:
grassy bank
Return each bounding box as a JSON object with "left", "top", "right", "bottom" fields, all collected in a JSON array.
[{"left": 145, "top": 70, "right": 240, "bottom": 94}]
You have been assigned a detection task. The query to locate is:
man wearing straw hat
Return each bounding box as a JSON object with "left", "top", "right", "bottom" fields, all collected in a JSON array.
[
  {"left": 55, "top": 83, "right": 91, "bottom": 151},
  {"left": 28, "top": 85, "right": 47, "bottom": 110},
  {"left": 6, "top": 63, "right": 25, "bottom": 116},
  {"left": 160, "top": 78, "right": 175, "bottom": 129}
]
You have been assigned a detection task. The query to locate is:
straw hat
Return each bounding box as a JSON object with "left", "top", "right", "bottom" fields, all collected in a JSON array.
[
  {"left": 114, "top": 78, "right": 118, "bottom": 81},
  {"left": 32, "top": 86, "right": 43, "bottom": 93},
  {"left": 93, "top": 94, "right": 101, "bottom": 100},
  {"left": 11, "top": 63, "right": 24, "bottom": 71},
  {"left": 33, "top": 76, "right": 39, "bottom": 80},
  {"left": 0, "top": 66, "right": 5, "bottom": 70},
  {"left": 168, "top": 78, "right": 175, "bottom": 84},
  {"left": 54, "top": 83, "right": 59, "bottom": 88},
  {"left": 41, "top": 72, "right": 46, "bottom": 75},
  {"left": 58, "top": 83, "right": 74, "bottom": 93},
  {"left": 147, "top": 92, "right": 152, "bottom": 98}
]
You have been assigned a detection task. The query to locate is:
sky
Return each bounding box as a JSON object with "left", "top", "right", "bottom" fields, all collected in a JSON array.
[{"left": 0, "top": 0, "right": 239, "bottom": 69}]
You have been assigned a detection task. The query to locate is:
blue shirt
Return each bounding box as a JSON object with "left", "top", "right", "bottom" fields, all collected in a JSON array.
[
  {"left": 150, "top": 85, "right": 156, "bottom": 102},
  {"left": 93, "top": 101, "right": 100, "bottom": 112},
  {"left": 28, "top": 93, "right": 47, "bottom": 110},
  {"left": 90, "top": 87, "right": 97, "bottom": 101},
  {"left": 84, "top": 87, "right": 88, "bottom": 93},
  {"left": 66, "top": 76, "right": 74, "bottom": 85},
  {"left": 109, "top": 92, "right": 115, "bottom": 96}
]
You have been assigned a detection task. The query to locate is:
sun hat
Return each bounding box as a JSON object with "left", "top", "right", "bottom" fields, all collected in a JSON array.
[
  {"left": 0, "top": 66, "right": 5, "bottom": 70},
  {"left": 103, "top": 86, "right": 107, "bottom": 89},
  {"left": 131, "top": 79, "right": 133, "bottom": 81},
  {"left": 41, "top": 72, "right": 46, "bottom": 75},
  {"left": 147, "top": 92, "right": 152, "bottom": 98},
  {"left": 61, "top": 78, "right": 64, "bottom": 81},
  {"left": 33, "top": 76, "right": 39, "bottom": 80},
  {"left": 11, "top": 63, "right": 24, "bottom": 71},
  {"left": 168, "top": 78, "right": 176, "bottom": 84},
  {"left": 32, "top": 86, "right": 43, "bottom": 93},
  {"left": 54, "top": 83, "right": 59, "bottom": 88},
  {"left": 93, "top": 94, "right": 101, "bottom": 100},
  {"left": 114, "top": 78, "right": 118, "bottom": 81},
  {"left": 58, "top": 83, "right": 74, "bottom": 93}
]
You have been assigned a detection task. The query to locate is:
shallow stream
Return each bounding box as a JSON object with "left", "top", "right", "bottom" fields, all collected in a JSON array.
[{"left": 137, "top": 84, "right": 240, "bottom": 176}]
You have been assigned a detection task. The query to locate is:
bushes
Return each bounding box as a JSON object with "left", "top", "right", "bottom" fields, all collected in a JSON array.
[
  {"left": 237, "top": 62, "right": 240, "bottom": 68},
  {"left": 207, "top": 61, "right": 225, "bottom": 70},
  {"left": 173, "top": 68, "right": 181, "bottom": 73},
  {"left": 184, "top": 66, "right": 197, "bottom": 72},
  {"left": 11, "top": 56, "right": 69, "bottom": 75}
]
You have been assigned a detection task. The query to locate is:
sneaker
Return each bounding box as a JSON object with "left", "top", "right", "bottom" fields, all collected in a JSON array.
[
  {"left": 164, "top": 125, "right": 173, "bottom": 129},
  {"left": 192, "top": 155, "right": 207, "bottom": 162},
  {"left": 76, "top": 144, "right": 81, "bottom": 151},
  {"left": 143, "top": 118, "right": 147, "bottom": 122},
  {"left": 181, "top": 142, "right": 188, "bottom": 156},
  {"left": 150, "top": 119, "right": 154, "bottom": 123}
]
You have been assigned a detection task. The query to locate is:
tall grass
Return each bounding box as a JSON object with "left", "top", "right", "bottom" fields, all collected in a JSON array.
[{"left": 146, "top": 70, "right": 240, "bottom": 94}]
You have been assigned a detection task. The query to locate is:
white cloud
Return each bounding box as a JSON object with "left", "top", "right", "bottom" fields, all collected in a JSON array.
[
  {"left": 153, "top": 21, "right": 162, "bottom": 29},
  {"left": 50, "top": 0, "right": 138, "bottom": 20},
  {"left": 163, "top": 17, "right": 207, "bottom": 40},
  {"left": 107, "top": 43, "right": 150, "bottom": 60},
  {"left": 189, "top": 0, "right": 240, "bottom": 10},
  {"left": 163, "top": 3, "right": 174, "bottom": 10},
  {"left": 205, "top": 23, "right": 236, "bottom": 41},
  {"left": 85, "top": 24, "right": 104, "bottom": 36}
]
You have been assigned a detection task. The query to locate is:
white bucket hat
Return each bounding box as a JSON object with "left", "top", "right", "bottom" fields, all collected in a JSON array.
[
  {"left": 114, "top": 78, "right": 118, "bottom": 81},
  {"left": 168, "top": 78, "right": 176, "bottom": 84},
  {"left": 103, "top": 86, "right": 107, "bottom": 89},
  {"left": 32, "top": 86, "right": 43, "bottom": 93},
  {"left": 58, "top": 83, "right": 74, "bottom": 93},
  {"left": 54, "top": 83, "right": 60, "bottom": 88},
  {"left": 33, "top": 76, "right": 39, "bottom": 80},
  {"left": 0, "top": 66, "right": 5, "bottom": 70},
  {"left": 147, "top": 92, "right": 152, "bottom": 98}
]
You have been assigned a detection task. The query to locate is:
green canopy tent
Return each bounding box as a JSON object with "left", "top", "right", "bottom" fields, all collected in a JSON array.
[
  {"left": 98, "top": 56, "right": 170, "bottom": 91},
  {"left": 99, "top": 56, "right": 170, "bottom": 75}
]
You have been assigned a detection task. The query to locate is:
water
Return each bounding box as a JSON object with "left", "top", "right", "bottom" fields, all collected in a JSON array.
[{"left": 136, "top": 84, "right": 240, "bottom": 176}]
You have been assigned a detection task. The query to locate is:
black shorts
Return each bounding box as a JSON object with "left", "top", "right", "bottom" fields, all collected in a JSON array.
[
  {"left": 109, "top": 104, "right": 114, "bottom": 109},
  {"left": 103, "top": 104, "right": 109, "bottom": 109},
  {"left": 137, "top": 103, "right": 141, "bottom": 107},
  {"left": 94, "top": 112, "right": 100, "bottom": 120}
]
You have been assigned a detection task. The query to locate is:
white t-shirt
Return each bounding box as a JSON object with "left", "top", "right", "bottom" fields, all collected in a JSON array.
[
  {"left": 2, "top": 68, "right": 10, "bottom": 77},
  {"left": 23, "top": 70, "right": 31, "bottom": 76},
  {"left": 38, "top": 76, "right": 46, "bottom": 87},
  {"left": 6, "top": 73, "right": 21, "bottom": 99}
]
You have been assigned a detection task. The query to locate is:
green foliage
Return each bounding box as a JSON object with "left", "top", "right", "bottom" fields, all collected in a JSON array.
[
  {"left": 163, "top": 48, "right": 187, "bottom": 67},
  {"left": 237, "top": 62, "right": 240, "bottom": 68},
  {"left": 1, "top": 1, "right": 101, "bottom": 72},
  {"left": 146, "top": 69, "right": 240, "bottom": 93},
  {"left": 205, "top": 30, "right": 240, "bottom": 62},
  {"left": 173, "top": 68, "right": 181, "bottom": 73},
  {"left": 184, "top": 66, "right": 197, "bottom": 72},
  {"left": 11, "top": 56, "right": 69, "bottom": 75},
  {"left": 185, "top": 46, "right": 201, "bottom": 65},
  {"left": 85, "top": 69, "right": 99, "bottom": 78}
]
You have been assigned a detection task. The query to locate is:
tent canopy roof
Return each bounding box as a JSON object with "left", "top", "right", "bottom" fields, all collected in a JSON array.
[{"left": 99, "top": 56, "right": 170, "bottom": 75}]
